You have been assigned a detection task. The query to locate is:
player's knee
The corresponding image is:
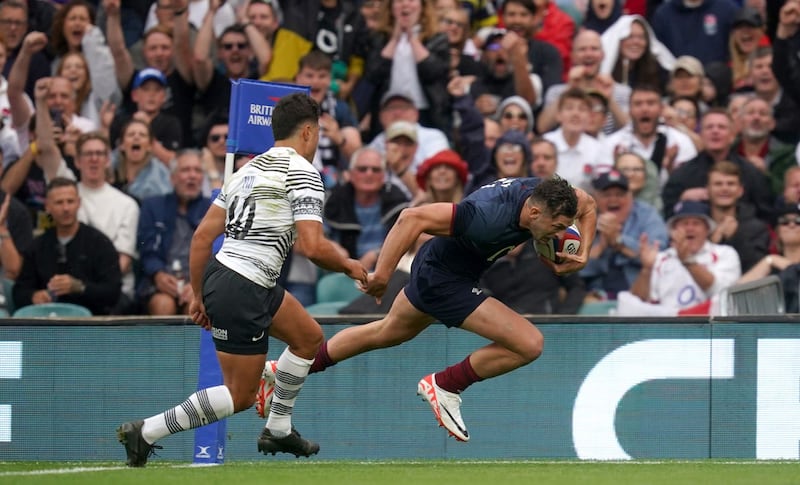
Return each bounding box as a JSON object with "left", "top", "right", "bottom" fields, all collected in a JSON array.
[
  {"left": 518, "top": 332, "right": 544, "bottom": 363},
  {"left": 233, "top": 391, "right": 256, "bottom": 413}
]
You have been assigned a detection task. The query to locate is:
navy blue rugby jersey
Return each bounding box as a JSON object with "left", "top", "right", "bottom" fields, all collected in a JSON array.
[{"left": 420, "top": 177, "right": 543, "bottom": 279}]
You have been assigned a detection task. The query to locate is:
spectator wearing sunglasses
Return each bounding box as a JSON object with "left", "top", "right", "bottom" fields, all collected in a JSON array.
[
  {"left": 323, "top": 147, "right": 409, "bottom": 271},
  {"left": 194, "top": 15, "right": 271, "bottom": 123},
  {"left": 199, "top": 113, "right": 229, "bottom": 195},
  {"left": 738, "top": 202, "right": 800, "bottom": 312}
]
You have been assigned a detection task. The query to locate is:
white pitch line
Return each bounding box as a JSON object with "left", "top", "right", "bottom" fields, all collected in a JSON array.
[{"left": 0, "top": 466, "right": 129, "bottom": 477}]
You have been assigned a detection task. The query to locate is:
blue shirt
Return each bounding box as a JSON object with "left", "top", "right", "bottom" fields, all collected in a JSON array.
[
  {"left": 580, "top": 200, "right": 669, "bottom": 295},
  {"left": 421, "top": 177, "right": 542, "bottom": 279}
]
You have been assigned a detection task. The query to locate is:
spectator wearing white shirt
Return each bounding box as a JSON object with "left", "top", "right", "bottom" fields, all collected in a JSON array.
[
  {"left": 600, "top": 84, "right": 697, "bottom": 185},
  {"left": 617, "top": 200, "right": 741, "bottom": 316},
  {"left": 543, "top": 87, "right": 606, "bottom": 191}
]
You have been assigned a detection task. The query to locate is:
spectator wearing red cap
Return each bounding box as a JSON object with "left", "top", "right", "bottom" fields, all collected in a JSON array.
[{"left": 412, "top": 149, "right": 469, "bottom": 206}]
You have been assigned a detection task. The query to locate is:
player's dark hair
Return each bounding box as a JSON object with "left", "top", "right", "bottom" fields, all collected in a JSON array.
[
  {"left": 529, "top": 176, "right": 578, "bottom": 219},
  {"left": 271, "top": 93, "right": 321, "bottom": 141}
]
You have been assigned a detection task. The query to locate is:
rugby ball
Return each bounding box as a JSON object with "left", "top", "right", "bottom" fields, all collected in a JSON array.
[{"left": 534, "top": 224, "right": 581, "bottom": 263}]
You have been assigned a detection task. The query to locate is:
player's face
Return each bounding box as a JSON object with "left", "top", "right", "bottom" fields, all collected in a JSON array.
[{"left": 529, "top": 209, "right": 572, "bottom": 243}]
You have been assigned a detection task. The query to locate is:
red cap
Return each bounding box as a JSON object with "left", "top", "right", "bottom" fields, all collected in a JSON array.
[{"left": 416, "top": 150, "right": 469, "bottom": 191}]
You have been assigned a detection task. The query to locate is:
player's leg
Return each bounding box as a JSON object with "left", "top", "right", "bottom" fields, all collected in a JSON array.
[
  {"left": 459, "top": 297, "right": 544, "bottom": 378},
  {"left": 417, "top": 298, "right": 542, "bottom": 443},
  {"left": 255, "top": 289, "right": 434, "bottom": 418},
  {"left": 256, "top": 290, "right": 323, "bottom": 457}
]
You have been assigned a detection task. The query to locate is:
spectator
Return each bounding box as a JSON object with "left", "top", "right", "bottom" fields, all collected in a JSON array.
[
  {"left": 438, "top": 7, "right": 482, "bottom": 80},
  {"left": 750, "top": 46, "right": 800, "bottom": 146},
  {"left": 108, "top": 68, "right": 183, "bottom": 165},
  {"left": 738, "top": 202, "right": 800, "bottom": 312},
  {"left": 55, "top": 51, "right": 120, "bottom": 131},
  {"left": 248, "top": 0, "right": 313, "bottom": 83},
  {"left": 601, "top": 84, "right": 697, "bottom": 183},
  {"left": 772, "top": 0, "right": 800, "bottom": 133},
  {"left": 324, "top": 147, "right": 409, "bottom": 272},
  {"left": 49, "top": 1, "right": 97, "bottom": 72},
  {"left": 0, "top": 34, "right": 32, "bottom": 167},
  {"left": 111, "top": 119, "right": 173, "bottom": 202},
  {"left": 360, "top": 0, "right": 382, "bottom": 32},
  {"left": 617, "top": 200, "right": 741, "bottom": 316},
  {"left": 143, "top": 0, "right": 235, "bottom": 37},
  {"left": 614, "top": 150, "right": 662, "bottom": 212},
  {"left": 707, "top": 7, "right": 768, "bottom": 94},
  {"left": 582, "top": 0, "right": 623, "bottom": 35},
  {"left": 581, "top": 169, "right": 668, "bottom": 300},
  {"left": 13, "top": 177, "right": 122, "bottom": 315},
  {"left": 779, "top": 166, "right": 800, "bottom": 209},
  {"left": 543, "top": 88, "right": 605, "bottom": 190},
  {"left": 0, "top": 0, "right": 52, "bottom": 98},
  {"left": 412, "top": 148, "right": 468, "bottom": 206},
  {"left": 0, "top": 182, "right": 33, "bottom": 282},
  {"left": 531, "top": 0, "right": 575, "bottom": 81},
  {"left": 665, "top": 56, "right": 707, "bottom": 111},
  {"left": 733, "top": 96, "right": 796, "bottom": 196},
  {"left": 662, "top": 108, "right": 774, "bottom": 221},
  {"left": 661, "top": 95, "right": 704, "bottom": 152},
  {"left": 726, "top": 91, "right": 753, "bottom": 139},
  {"left": 295, "top": 51, "right": 362, "bottom": 187},
  {"left": 362, "top": 0, "right": 451, "bottom": 139},
  {"left": 468, "top": 129, "right": 531, "bottom": 192},
  {"left": 136, "top": 149, "right": 210, "bottom": 315},
  {"left": 706, "top": 160, "right": 769, "bottom": 272},
  {"left": 501, "top": 0, "right": 564, "bottom": 98},
  {"left": 198, "top": 113, "right": 228, "bottom": 194},
  {"left": 194, "top": 19, "right": 270, "bottom": 121},
  {"left": 106, "top": 0, "right": 196, "bottom": 147},
  {"left": 74, "top": 132, "right": 140, "bottom": 314},
  {"left": 281, "top": 0, "right": 370, "bottom": 101},
  {"left": 466, "top": 28, "right": 540, "bottom": 114},
  {"left": 584, "top": 89, "right": 609, "bottom": 140},
  {"left": 367, "top": 90, "right": 450, "bottom": 192},
  {"left": 537, "top": 29, "right": 631, "bottom": 135},
  {"left": 600, "top": 15, "right": 674, "bottom": 92},
  {"left": 495, "top": 95, "right": 535, "bottom": 137},
  {"left": 378, "top": 120, "right": 422, "bottom": 198},
  {"left": 1, "top": 126, "right": 52, "bottom": 234},
  {"left": 29, "top": 77, "right": 84, "bottom": 184},
  {"left": 651, "top": 0, "right": 738, "bottom": 65},
  {"left": 529, "top": 136, "right": 557, "bottom": 178},
  {"left": 8, "top": 35, "right": 97, "bottom": 154}
]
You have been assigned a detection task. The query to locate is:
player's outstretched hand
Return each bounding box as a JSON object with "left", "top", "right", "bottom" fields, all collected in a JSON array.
[
  {"left": 361, "top": 272, "right": 389, "bottom": 305},
  {"left": 344, "top": 258, "right": 368, "bottom": 288},
  {"left": 189, "top": 297, "right": 211, "bottom": 330}
]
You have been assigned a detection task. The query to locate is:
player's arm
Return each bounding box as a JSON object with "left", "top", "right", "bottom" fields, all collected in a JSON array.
[
  {"left": 371, "top": 203, "right": 455, "bottom": 288},
  {"left": 188, "top": 204, "right": 226, "bottom": 329},
  {"left": 295, "top": 220, "right": 367, "bottom": 283},
  {"left": 555, "top": 188, "right": 597, "bottom": 274}
]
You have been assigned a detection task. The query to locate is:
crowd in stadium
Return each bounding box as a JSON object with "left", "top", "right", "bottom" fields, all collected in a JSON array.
[{"left": 0, "top": 0, "right": 799, "bottom": 316}]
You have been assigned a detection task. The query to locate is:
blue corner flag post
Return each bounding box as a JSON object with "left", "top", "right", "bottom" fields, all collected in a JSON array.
[{"left": 193, "top": 80, "right": 310, "bottom": 464}]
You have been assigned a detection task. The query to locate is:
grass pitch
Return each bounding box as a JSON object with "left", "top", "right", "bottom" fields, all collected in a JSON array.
[{"left": 1, "top": 460, "right": 799, "bottom": 485}]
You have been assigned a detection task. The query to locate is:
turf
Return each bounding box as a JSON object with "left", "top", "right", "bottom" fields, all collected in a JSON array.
[{"left": 1, "top": 460, "right": 799, "bottom": 485}]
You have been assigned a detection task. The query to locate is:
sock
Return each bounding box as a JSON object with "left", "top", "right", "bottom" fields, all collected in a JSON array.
[
  {"left": 141, "top": 385, "right": 234, "bottom": 444},
  {"left": 266, "top": 347, "right": 314, "bottom": 437},
  {"left": 309, "top": 340, "right": 335, "bottom": 374},
  {"left": 434, "top": 355, "right": 483, "bottom": 394}
]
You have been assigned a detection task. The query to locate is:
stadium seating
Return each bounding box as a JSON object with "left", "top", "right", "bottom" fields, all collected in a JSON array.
[
  {"left": 577, "top": 300, "right": 618, "bottom": 315},
  {"left": 315, "top": 272, "right": 363, "bottom": 304},
  {"left": 718, "top": 275, "right": 785, "bottom": 316},
  {"left": 13, "top": 303, "right": 93, "bottom": 318}
]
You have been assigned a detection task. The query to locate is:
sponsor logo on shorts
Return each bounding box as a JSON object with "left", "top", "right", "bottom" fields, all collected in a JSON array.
[
  {"left": 212, "top": 327, "right": 228, "bottom": 340},
  {"left": 252, "top": 331, "right": 265, "bottom": 342}
]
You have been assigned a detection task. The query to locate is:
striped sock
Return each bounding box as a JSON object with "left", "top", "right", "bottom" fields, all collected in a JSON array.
[
  {"left": 140, "top": 385, "right": 234, "bottom": 444},
  {"left": 266, "top": 348, "right": 314, "bottom": 437}
]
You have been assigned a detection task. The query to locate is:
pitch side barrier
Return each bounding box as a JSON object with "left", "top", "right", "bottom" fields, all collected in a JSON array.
[{"left": 1, "top": 314, "right": 799, "bottom": 461}]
